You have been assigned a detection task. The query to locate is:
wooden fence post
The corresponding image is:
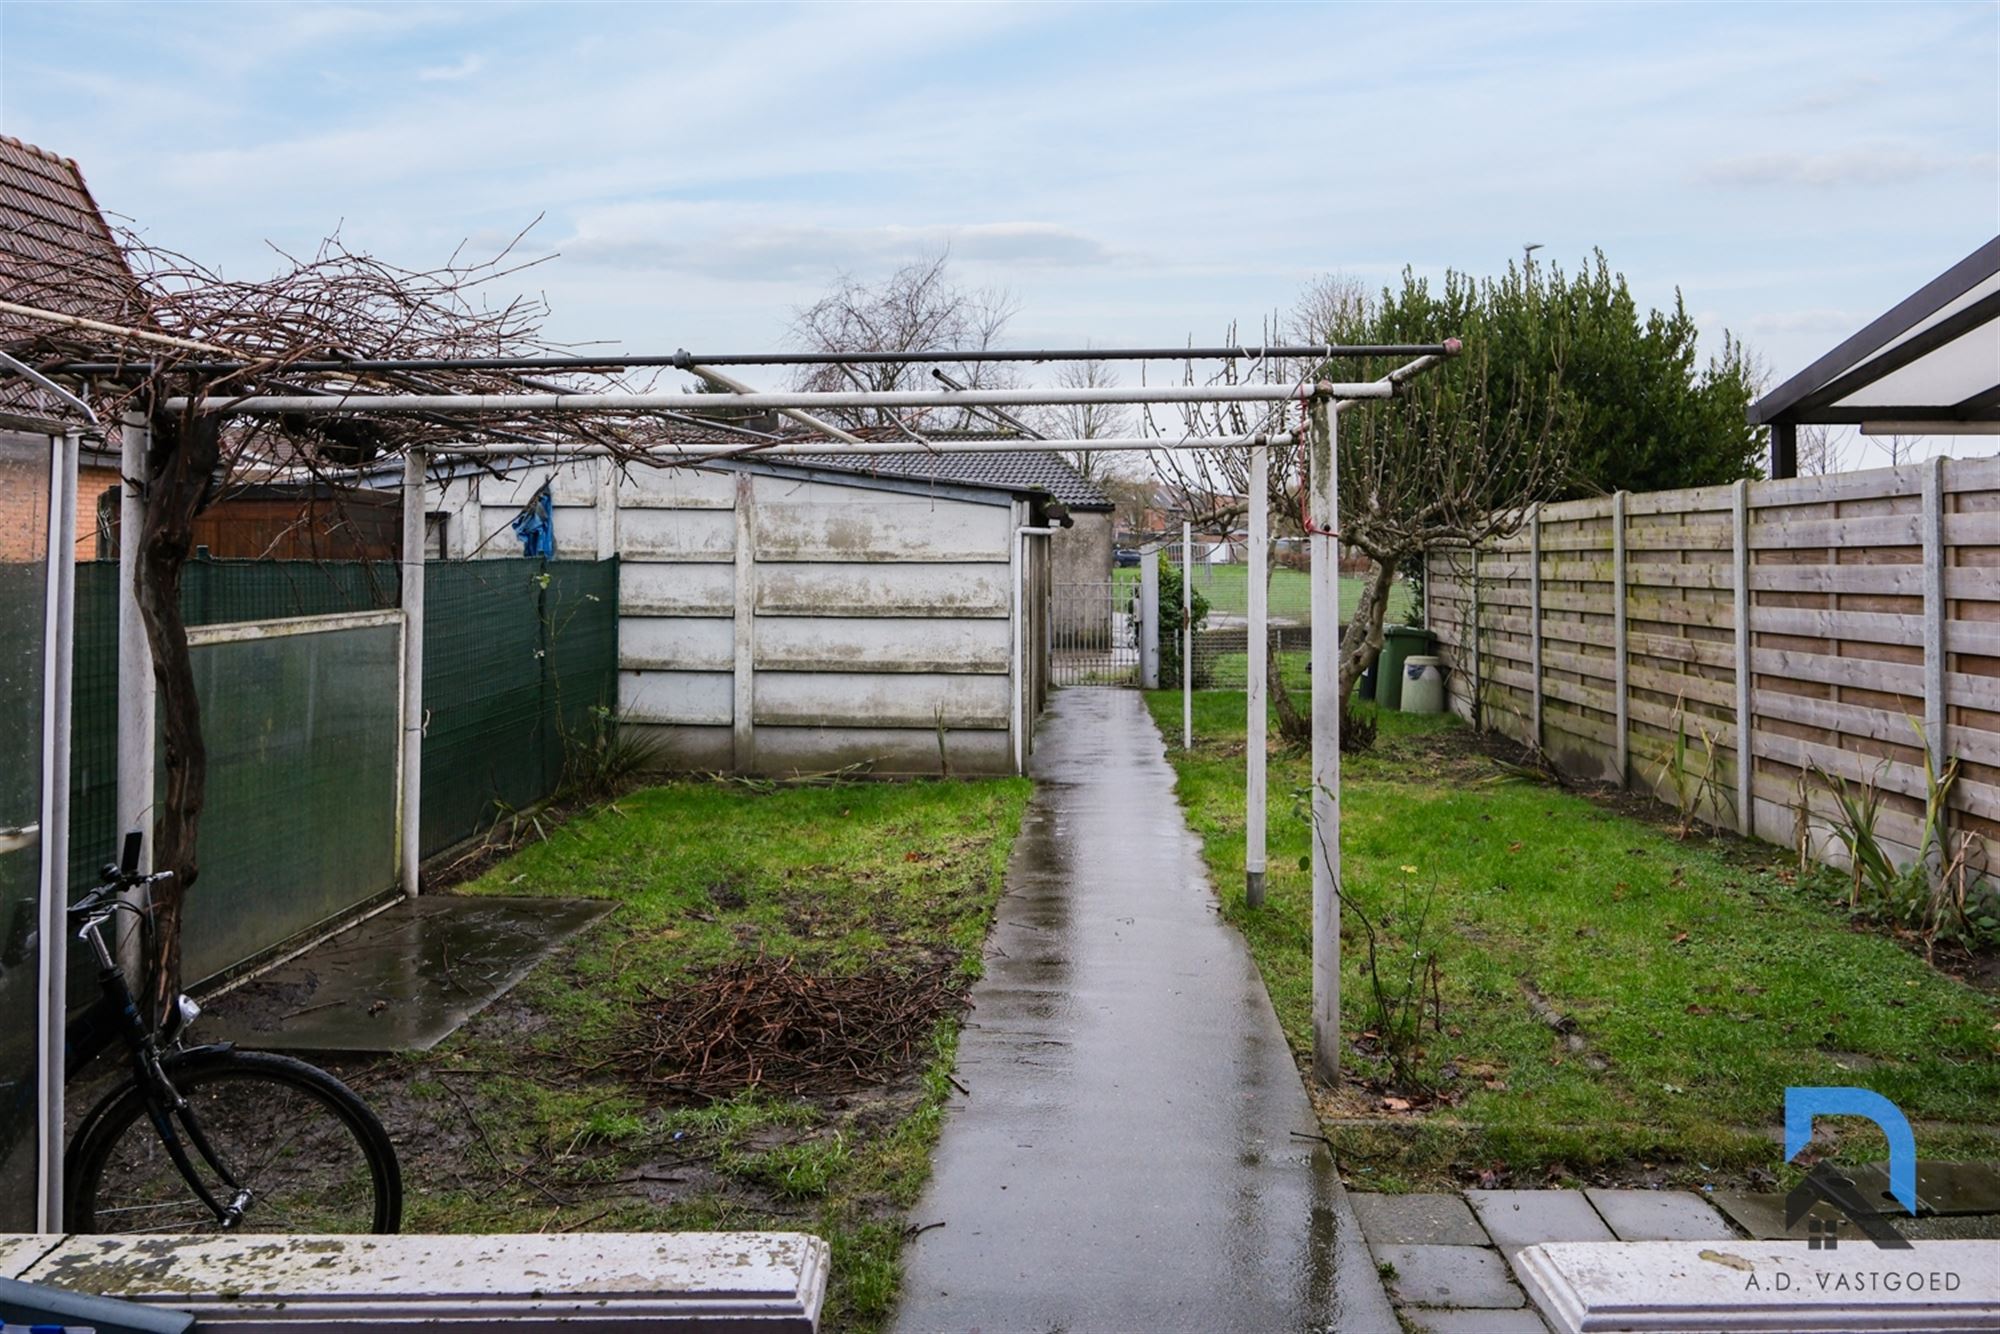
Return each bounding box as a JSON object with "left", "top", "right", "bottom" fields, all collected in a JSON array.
[
  {"left": 1612, "top": 491, "right": 1629, "bottom": 787},
  {"left": 1469, "top": 547, "right": 1482, "bottom": 730},
  {"left": 1923, "top": 455, "right": 1948, "bottom": 824},
  {"left": 1732, "top": 479, "right": 1753, "bottom": 837},
  {"left": 1529, "top": 505, "right": 1544, "bottom": 750}
]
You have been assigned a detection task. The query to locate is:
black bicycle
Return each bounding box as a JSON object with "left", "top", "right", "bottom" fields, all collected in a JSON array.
[{"left": 62, "top": 831, "right": 402, "bottom": 1234}]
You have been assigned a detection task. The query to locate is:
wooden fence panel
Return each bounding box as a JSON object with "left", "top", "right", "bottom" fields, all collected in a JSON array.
[{"left": 1426, "top": 455, "right": 2000, "bottom": 884}]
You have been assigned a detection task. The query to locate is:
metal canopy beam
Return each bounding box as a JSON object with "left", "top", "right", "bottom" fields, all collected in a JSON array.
[
  {"left": 425, "top": 433, "right": 1301, "bottom": 459},
  {"left": 59, "top": 342, "right": 1456, "bottom": 377},
  {"left": 167, "top": 381, "right": 1391, "bottom": 415}
]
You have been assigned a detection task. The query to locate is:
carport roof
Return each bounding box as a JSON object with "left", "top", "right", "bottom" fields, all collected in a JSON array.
[{"left": 1748, "top": 235, "right": 2000, "bottom": 431}]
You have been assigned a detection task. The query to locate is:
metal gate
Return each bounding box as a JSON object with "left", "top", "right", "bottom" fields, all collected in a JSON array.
[{"left": 1052, "top": 579, "right": 1138, "bottom": 686}]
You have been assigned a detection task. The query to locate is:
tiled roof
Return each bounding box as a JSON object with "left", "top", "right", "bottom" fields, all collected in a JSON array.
[
  {"left": 0, "top": 136, "right": 146, "bottom": 423},
  {"left": 787, "top": 447, "right": 1114, "bottom": 509},
  {"left": 0, "top": 135, "right": 144, "bottom": 338}
]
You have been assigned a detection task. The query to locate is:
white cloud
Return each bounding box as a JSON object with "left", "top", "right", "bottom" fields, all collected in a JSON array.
[
  {"left": 562, "top": 209, "right": 1115, "bottom": 281},
  {"left": 1699, "top": 142, "right": 1985, "bottom": 189},
  {"left": 417, "top": 53, "right": 484, "bottom": 83}
]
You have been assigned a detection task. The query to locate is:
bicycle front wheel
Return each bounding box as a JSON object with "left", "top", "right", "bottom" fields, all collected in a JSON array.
[{"left": 67, "top": 1048, "right": 402, "bottom": 1235}]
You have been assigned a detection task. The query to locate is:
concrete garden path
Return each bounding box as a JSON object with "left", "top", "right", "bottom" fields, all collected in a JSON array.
[{"left": 891, "top": 688, "right": 1396, "bottom": 1333}]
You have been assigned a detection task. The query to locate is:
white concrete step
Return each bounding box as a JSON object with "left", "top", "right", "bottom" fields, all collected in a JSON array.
[
  {"left": 1515, "top": 1238, "right": 1998, "bottom": 1332},
  {"left": 1, "top": 1232, "right": 827, "bottom": 1331}
]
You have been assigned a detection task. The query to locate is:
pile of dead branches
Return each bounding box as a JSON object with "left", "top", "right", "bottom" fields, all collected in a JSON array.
[{"left": 613, "top": 956, "right": 965, "bottom": 1098}]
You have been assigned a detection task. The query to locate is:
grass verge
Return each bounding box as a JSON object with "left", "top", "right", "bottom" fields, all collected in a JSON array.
[
  {"left": 364, "top": 776, "right": 1029, "bottom": 1332},
  {"left": 1145, "top": 690, "right": 2000, "bottom": 1193}
]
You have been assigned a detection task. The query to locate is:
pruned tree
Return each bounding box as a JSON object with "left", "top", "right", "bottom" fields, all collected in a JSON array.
[
  {"left": 788, "top": 250, "right": 1017, "bottom": 432},
  {"left": 1147, "top": 268, "right": 1571, "bottom": 741},
  {"left": 6, "top": 225, "right": 672, "bottom": 1023}
]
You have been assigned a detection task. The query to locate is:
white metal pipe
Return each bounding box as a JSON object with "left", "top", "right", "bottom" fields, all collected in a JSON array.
[
  {"left": 1246, "top": 443, "right": 1268, "bottom": 908},
  {"left": 682, "top": 362, "right": 865, "bottom": 446},
  {"left": 114, "top": 412, "right": 153, "bottom": 978},
  {"left": 1181, "top": 521, "right": 1193, "bottom": 749},
  {"left": 424, "top": 433, "right": 1301, "bottom": 459},
  {"left": 1011, "top": 522, "right": 1061, "bottom": 774},
  {"left": 0, "top": 298, "right": 230, "bottom": 355},
  {"left": 1309, "top": 395, "right": 1341, "bottom": 1084},
  {"left": 36, "top": 427, "right": 78, "bottom": 1231},
  {"left": 399, "top": 449, "right": 425, "bottom": 899},
  {"left": 167, "top": 383, "right": 1387, "bottom": 415}
]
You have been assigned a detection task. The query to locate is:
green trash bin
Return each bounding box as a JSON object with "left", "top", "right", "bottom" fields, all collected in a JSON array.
[{"left": 1374, "top": 625, "right": 1437, "bottom": 711}]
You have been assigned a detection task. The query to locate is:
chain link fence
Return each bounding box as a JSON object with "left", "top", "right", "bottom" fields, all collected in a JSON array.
[{"left": 1111, "top": 544, "right": 1415, "bottom": 694}]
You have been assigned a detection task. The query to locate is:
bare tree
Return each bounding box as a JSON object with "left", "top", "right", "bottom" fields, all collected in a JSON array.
[
  {"left": 788, "top": 250, "right": 1016, "bottom": 431},
  {"left": 1041, "top": 356, "right": 1127, "bottom": 479},
  {"left": 7, "top": 225, "right": 675, "bottom": 1022},
  {"left": 1878, "top": 433, "right": 1924, "bottom": 468},
  {"left": 1796, "top": 424, "right": 1849, "bottom": 476}
]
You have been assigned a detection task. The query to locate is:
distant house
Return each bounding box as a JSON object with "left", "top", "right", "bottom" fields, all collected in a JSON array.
[{"left": 0, "top": 134, "right": 140, "bottom": 558}]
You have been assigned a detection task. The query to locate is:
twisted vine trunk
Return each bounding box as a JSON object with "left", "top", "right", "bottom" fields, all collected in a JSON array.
[
  {"left": 1336, "top": 559, "right": 1400, "bottom": 708},
  {"left": 133, "top": 410, "right": 221, "bottom": 1024}
]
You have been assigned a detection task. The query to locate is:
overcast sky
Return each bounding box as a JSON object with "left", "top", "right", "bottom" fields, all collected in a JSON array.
[{"left": 3, "top": 1, "right": 1995, "bottom": 466}]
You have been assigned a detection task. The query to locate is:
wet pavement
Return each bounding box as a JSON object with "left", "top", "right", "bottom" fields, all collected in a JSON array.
[
  {"left": 891, "top": 688, "right": 1396, "bottom": 1333},
  {"left": 200, "top": 895, "right": 611, "bottom": 1052}
]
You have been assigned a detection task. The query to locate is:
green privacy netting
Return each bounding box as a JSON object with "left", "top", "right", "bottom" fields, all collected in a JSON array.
[{"left": 66, "top": 559, "right": 619, "bottom": 968}]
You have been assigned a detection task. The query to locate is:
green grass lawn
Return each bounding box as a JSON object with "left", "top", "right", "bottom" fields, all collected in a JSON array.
[
  {"left": 389, "top": 776, "right": 1030, "bottom": 1332},
  {"left": 1112, "top": 565, "right": 1414, "bottom": 624},
  {"left": 1144, "top": 691, "right": 2000, "bottom": 1192}
]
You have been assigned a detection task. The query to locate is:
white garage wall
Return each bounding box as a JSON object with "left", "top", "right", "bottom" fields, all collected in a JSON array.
[{"left": 430, "top": 457, "right": 1032, "bottom": 776}]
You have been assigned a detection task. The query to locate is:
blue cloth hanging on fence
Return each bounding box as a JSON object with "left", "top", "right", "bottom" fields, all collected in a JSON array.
[{"left": 511, "top": 488, "right": 554, "bottom": 558}]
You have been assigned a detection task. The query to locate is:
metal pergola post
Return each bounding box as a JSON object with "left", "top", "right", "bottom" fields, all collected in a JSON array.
[
  {"left": 116, "top": 411, "right": 154, "bottom": 956},
  {"left": 400, "top": 448, "right": 425, "bottom": 898},
  {"left": 37, "top": 426, "right": 79, "bottom": 1231},
  {"left": 1181, "top": 520, "right": 1192, "bottom": 749},
  {"left": 1246, "top": 443, "right": 1268, "bottom": 908},
  {"left": 1309, "top": 395, "right": 1342, "bottom": 1083}
]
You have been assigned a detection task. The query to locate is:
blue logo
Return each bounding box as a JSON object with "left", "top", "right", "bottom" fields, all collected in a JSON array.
[{"left": 1782, "top": 1087, "right": 1917, "bottom": 1250}]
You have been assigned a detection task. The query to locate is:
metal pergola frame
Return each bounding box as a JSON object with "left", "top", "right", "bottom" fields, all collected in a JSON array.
[{"left": 50, "top": 334, "right": 1459, "bottom": 1202}]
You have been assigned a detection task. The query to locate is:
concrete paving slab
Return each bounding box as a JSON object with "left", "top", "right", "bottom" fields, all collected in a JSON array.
[
  {"left": 1466, "top": 1190, "right": 1615, "bottom": 1252},
  {"left": 1845, "top": 1160, "right": 2000, "bottom": 1216},
  {"left": 1352, "top": 1192, "right": 1489, "bottom": 1246},
  {"left": 1901, "top": 1213, "right": 2000, "bottom": 1240},
  {"left": 1373, "top": 1245, "right": 1525, "bottom": 1310},
  {"left": 1409, "top": 1308, "right": 1550, "bottom": 1333},
  {"left": 1711, "top": 1189, "right": 1860, "bottom": 1242},
  {"left": 200, "top": 895, "right": 612, "bottom": 1052},
  {"left": 1582, "top": 1188, "right": 1735, "bottom": 1241},
  {"left": 890, "top": 689, "right": 1397, "bottom": 1334}
]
